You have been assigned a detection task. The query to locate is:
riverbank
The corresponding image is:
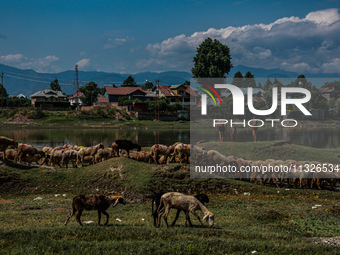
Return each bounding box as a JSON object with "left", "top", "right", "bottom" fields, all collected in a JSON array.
[{"left": 0, "top": 108, "right": 190, "bottom": 129}]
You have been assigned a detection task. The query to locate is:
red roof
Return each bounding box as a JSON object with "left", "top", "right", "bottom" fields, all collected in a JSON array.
[
  {"left": 97, "top": 94, "right": 109, "bottom": 103},
  {"left": 320, "top": 86, "right": 335, "bottom": 93},
  {"left": 253, "top": 94, "right": 265, "bottom": 103},
  {"left": 68, "top": 92, "right": 84, "bottom": 99},
  {"left": 105, "top": 86, "right": 146, "bottom": 95},
  {"left": 158, "top": 86, "right": 180, "bottom": 97}
]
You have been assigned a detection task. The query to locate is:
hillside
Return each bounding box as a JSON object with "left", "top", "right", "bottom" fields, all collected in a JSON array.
[{"left": 2, "top": 63, "right": 340, "bottom": 97}]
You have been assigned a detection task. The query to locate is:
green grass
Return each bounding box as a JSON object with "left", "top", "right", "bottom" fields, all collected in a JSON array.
[
  {"left": 201, "top": 140, "right": 340, "bottom": 163},
  {"left": 0, "top": 191, "right": 339, "bottom": 254},
  {"left": 0, "top": 141, "right": 339, "bottom": 254}
]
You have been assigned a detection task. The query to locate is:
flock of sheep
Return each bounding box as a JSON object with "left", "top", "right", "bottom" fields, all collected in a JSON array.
[
  {"left": 0, "top": 136, "right": 339, "bottom": 191},
  {"left": 1, "top": 135, "right": 339, "bottom": 228}
]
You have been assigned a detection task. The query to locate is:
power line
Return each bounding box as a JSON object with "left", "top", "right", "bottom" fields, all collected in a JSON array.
[{"left": 1, "top": 72, "right": 4, "bottom": 108}]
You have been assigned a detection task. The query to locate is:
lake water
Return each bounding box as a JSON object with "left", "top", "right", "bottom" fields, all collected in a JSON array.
[{"left": 0, "top": 127, "right": 339, "bottom": 149}]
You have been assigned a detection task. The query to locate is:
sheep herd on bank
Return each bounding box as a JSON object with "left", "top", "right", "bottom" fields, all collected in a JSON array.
[
  {"left": 0, "top": 135, "right": 339, "bottom": 228},
  {"left": 0, "top": 136, "right": 339, "bottom": 192}
]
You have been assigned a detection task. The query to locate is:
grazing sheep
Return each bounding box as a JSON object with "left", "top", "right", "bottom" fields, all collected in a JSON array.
[
  {"left": 82, "top": 156, "right": 95, "bottom": 166},
  {"left": 64, "top": 194, "right": 126, "bottom": 226},
  {"left": 95, "top": 148, "right": 114, "bottom": 163},
  {"left": 150, "top": 144, "right": 168, "bottom": 164},
  {"left": 17, "top": 144, "right": 44, "bottom": 164},
  {"left": 0, "top": 136, "right": 18, "bottom": 152},
  {"left": 151, "top": 192, "right": 209, "bottom": 227},
  {"left": 157, "top": 192, "right": 214, "bottom": 228},
  {"left": 49, "top": 149, "right": 64, "bottom": 167},
  {"left": 77, "top": 144, "right": 104, "bottom": 166},
  {"left": 150, "top": 142, "right": 180, "bottom": 164},
  {"left": 112, "top": 140, "right": 141, "bottom": 157},
  {"left": 169, "top": 144, "right": 191, "bottom": 164},
  {"left": 42, "top": 147, "right": 53, "bottom": 155},
  {"left": 136, "top": 151, "right": 153, "bottom": 163},
  {"left": 62, "top": 149, "right": 78, "bottom": 168},
  {"left": 5, "top": 149, "right": 17, "bottom": 161}
]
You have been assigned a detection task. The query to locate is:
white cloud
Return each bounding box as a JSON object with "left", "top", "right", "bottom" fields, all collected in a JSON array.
[
  {"left": 144, "top": 8, "right": 340, "bottom": 73},
  {"left": 76, "top": 58, "right": 90, "bottom": 68},
  {"left": 0, "top": 54, "right": 60, "bottom": 73},
  {"left": 20, "top": 55, "right": 60, "bottom": 73},
  {"left": 104, "top": 36, "right": 135, "bottom": 49},
  {"left": 0, "top": 54, "right": 26, "bottom": 62},
  {"left": 321, "top": 58, "right": 340, "bottom": 73}
]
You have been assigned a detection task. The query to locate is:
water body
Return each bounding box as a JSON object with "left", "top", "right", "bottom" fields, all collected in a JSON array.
[{"left": 0, "top": 127, "right": 339, "bottom": 149}]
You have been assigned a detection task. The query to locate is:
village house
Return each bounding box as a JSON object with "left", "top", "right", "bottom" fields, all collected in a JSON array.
[
  {"left": 103, "top": 85, "right": 146, "bottom": 104},
  {"left": 153, "top": 84, "right": 199, "bottom": 105},
  {"left": 320, "top": 85, "right": 340, "bottom": 101},
  {"left": 30, "top": 89, "right": 67, "bottom": 106},
  {"left": 68, "top": 91, "right": 84, "bottom": 106}
]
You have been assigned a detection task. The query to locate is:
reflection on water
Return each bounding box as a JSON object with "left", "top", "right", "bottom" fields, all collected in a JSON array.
[
  {"left": 0, "top": 128, "right": 190, "bottom": 149},
  {"left": 0, "top": 127, "right": 339, "bottom": 149}
]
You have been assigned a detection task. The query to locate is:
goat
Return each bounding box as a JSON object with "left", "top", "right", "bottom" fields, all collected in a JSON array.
[
  {"left": 112, "top": 140, "right": 141, "bottom": 157},
  {"left": 64, "top": 194, "right": 126, "bottom": 226},
  {"left": 157, "top": 192, "right": 214, "bottom": 228}
]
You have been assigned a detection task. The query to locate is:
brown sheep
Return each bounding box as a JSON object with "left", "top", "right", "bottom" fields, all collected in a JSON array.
[
  {"left": 94, "top": 148, "right": 114, "bottom": 163},
  {"left": 77, "top": 144, "right": 104, "bottom": 166},
  {"left": 64, "top": 194, "right": 126, "bottom": 226},
  {"left": 62, "top": 150, "right": 78, "bottom": 168},
  {"left": 17, "top": 144, "right": 44, "bottom": 164},
  {"left": 82, "top": 156, "right": 95, "bottom": 166},
  {"left": 5, "top": 149, "right": 17, "bottom": 161},
  {"left": 49, "top": 149, "right": 64, "bottom": 167},
  {"left": 0, "top": 136, "right": 18, "bottom": 152},
  {"left": 150, "top": 143, "right": 179, "bottom": 164},
  {"left": 169, "top": 143, "right": 191, "bottom": 164},
  {"left": 138, "top": 151, "right": 153, "bottom": 163}
]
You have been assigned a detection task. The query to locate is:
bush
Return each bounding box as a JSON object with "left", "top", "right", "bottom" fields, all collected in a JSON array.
[{"left": 35, "top": 101, "right": 70, "bottom": 109}]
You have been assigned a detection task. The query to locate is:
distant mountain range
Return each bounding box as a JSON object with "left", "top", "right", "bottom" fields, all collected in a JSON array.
[{"left": 1, "top": 63, "right": 339, "bottom": 97}]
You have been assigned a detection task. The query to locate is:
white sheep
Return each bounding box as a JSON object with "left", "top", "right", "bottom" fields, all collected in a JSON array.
[{"left": 157, "top": 192, "right": 214, "bottom": 228}]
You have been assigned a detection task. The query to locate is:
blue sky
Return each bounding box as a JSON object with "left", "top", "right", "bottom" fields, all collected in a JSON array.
[{"left": 1, "top": 0, "right": 340, "bottom": 73}]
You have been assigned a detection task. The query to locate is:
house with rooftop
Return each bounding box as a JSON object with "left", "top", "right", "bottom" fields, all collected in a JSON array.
[
  {"left": 68, "top": 92, "right": 84, "bottom": 106},
  {"left": 30, "top": 89, "right": 67, "bottom": 106},
  {"left": 103, "top": 85, "right": 146, "bottom": 105},
  {"left": 153, "top": 84, "right": 199, "bottom": 105}
]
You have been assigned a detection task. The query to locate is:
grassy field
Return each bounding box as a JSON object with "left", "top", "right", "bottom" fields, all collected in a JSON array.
[{"left": 0, "top": 141, "right": 339, "bottom": 254}]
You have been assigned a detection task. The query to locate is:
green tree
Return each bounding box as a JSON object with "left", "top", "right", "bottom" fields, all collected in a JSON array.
[
  {"left": 263, "top": 78, "right": 273, "bottom": 91},
  {"left": 50, "top": 78, "right": 61, "bottom": 91},
  {"left": 122, "top": 75, "right": 137, "bottom": 87},
  {"left": 232, "top": 71, "right": 243, "bottom": 87},
  {"left": 141, "top": 81, "right": 154, "bottom": 90},
  {"left": 0, "top": 83, "right": 8, "bottom": 98},
  {"left": 79, "top": 81, "right": 100, "bottom": 106},
  {"left": 244, "top": 71, "right": 256, "bottom": 88},
  {"left": 192, "top": 37, "right": 233, "bottom": 78}
]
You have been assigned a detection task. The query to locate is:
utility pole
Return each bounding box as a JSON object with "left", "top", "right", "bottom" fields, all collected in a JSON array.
[
  {"left": 155, "top": 79, "right": 160, "bottom": 121},
  {"left": 73, "top": 65, "right": 79, "bottom": 109},
  {"left": 1, "top": 72, "right": 4, "bottom": 108}
]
